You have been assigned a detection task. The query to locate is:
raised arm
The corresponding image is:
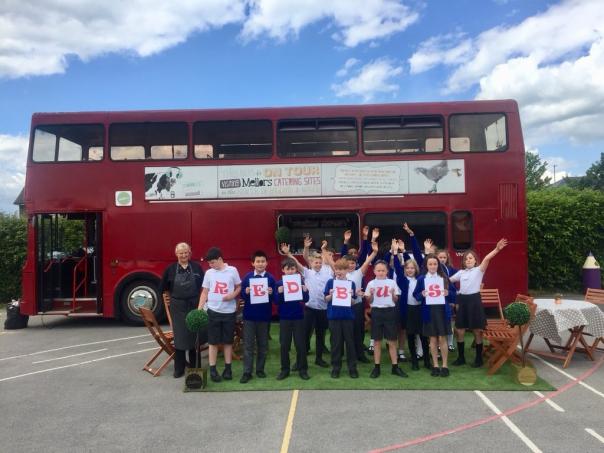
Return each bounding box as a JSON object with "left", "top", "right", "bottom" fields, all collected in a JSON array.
[
  {"left": 479, "top": 238, "right": 508, "bottom": 273},
  {"left": 340, "top": 229, "right": 352, "bottom": 256},
  {"left": 404, "top": 223, "right": 424, "bottom": 268},
  {"left": 281, "top": 243, "right": 306, "bottom": 274},
  {"left": 302, "top": 236, "right": 313, "bottom": 266},
  {"left": 359, "top": 241, "right": 378, "bottom": 275}
]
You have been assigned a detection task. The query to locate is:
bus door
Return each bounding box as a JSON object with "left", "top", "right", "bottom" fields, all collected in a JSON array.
[{"left": 35, "top": 213, "right": 102, "bottom": 314}]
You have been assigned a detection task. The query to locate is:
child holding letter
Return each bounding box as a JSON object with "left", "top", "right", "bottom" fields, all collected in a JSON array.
[
  {"left": 413, "top": 255, "right": 453, "bottom": 377},
  {"left": 239, "top": 250, "right": 277, "bottom": 384},
  {"left": 198, "top": 247, "right": 241, "bottom": 383},
  {"left": 275, "top": 258, "right": 310, "bottom": 380},
  {"left": 365, "top": 261, "right": 408, "bottom": 378},
  {"left": 324, "top": 258, "right": 360, "bottom": 378},
  {"left": 450, "top": 239, "right": 508, "bottom": 368}
]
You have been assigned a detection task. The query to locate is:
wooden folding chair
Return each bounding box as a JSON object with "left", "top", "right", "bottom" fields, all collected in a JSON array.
[
  {"left": 484, "top": 297, "right": 536, "bottom": 375},
  {"left": 140, "top": 307, "right": 175, "bottom": 377},
  {"left": 163, "top": 292, "right": 174, "bottom": 331},
  {"left": 585, "top": 288, "right": 604, "bottom": 354},
  {"left": 481, "top": 288, "right": 509, "bottom": 332}
]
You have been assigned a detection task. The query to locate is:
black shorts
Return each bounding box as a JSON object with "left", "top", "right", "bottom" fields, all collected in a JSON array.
[
  {"left": 370, "top": 307, "right": 398, "bottom": 341},
  {"left": 207, "top": 309, "right": 236, "bottom": 345}
]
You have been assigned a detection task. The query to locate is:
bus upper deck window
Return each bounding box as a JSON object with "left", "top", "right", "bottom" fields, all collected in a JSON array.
[
  {"left": 363, "top": 116, "right": 443, "bottom": 155},
  {"left": 32, "top": 124, "right": 104, "bottom": 162},
  {"left": 110, "top": 122, "right": 188, "bottom": 161},
  {"left": 451, "top": 211, "right": 473, "bottom": 250},
  {"left": 194, "top": 120, "right": 273, "bottom": 160},
  {"left": 450, "top": 113, "right": 507, "bottom": 152},
  {"left": 277, "top": 118, "right": 357, "bottom": 157}
]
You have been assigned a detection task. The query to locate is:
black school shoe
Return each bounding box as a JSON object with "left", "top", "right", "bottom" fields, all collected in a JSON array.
[
  {"left": 210, "top": 369, "right": 222, "bottom": 383},
  {"left": 240, "top": 373, "right": 252, "bottom": 384},
  {"left": 392, "top": 366, "right": 408, "bottom": 378},
  {"left": 349, "top": 368, "right": 359, "bottom": 379},
  {"left": 256, "top": 370, "right": 267, "bottom": 378},
  {"left": 299, "top": 370, "right": 310, "bottom": 380},
  {"left": 173, "top": 369, "right": 185, "bottom": 379},
  {"left": 222, "top": 368, "right": 232, "bottom": 380},
  {"left": 331, "top": 368, "right": 341, "bottom": 378},
  {"left": 315, "top": 359, "right": 329, "bottom": 368},
  {"left": 276, "top": 370, "right": 290, "bottom": 380},
  {"left": 440, "top": 367, "right": 450, "bottom": 377},
  {"left": 431, "top": 367, "right": 441, "bottom": 377},
  {"left": 369, "top": 366, "right": 381, "bottom": 378}
]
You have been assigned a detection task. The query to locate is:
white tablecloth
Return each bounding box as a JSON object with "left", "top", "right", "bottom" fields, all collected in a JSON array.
[{"left": 529, "top": 299, "right": 604, "bottom": 344}]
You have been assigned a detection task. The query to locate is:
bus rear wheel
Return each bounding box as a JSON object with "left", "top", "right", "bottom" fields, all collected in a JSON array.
[{"left": 120, "top": 280, "right": 163, "bottom": 325}]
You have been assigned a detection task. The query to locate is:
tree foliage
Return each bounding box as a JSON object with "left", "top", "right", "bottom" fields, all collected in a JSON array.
[
  {"left": 565, "top": 152, "right": 604, "bottom": 191},
  {"left": 0, "top": 214, "right": 27, "bottom": 303},
  {"left": 528, "top": 187, "right": 604, "bottom": 291},
  {"left": 525, "top": 151, "right": 551, "bottom": 191}
]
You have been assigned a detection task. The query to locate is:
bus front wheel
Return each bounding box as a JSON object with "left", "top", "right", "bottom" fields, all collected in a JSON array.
[{"left": 120, "top": 280, "right": 163, "bottom": 325}]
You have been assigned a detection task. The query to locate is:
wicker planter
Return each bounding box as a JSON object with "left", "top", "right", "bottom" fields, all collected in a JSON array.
[{"left": 510, "top": 362, "right": 537, "bottom": 386}]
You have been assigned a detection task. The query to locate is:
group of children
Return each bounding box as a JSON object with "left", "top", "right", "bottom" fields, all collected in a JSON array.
[{"left": 195, "top": 225, "right": 507, "bottom": 383}]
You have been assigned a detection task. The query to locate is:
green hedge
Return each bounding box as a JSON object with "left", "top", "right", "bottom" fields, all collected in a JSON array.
[
  {"left": 528, "top": 188, "right": 604, "bottom": 291},
  {"left": 0, "top": 214, "right": 27, "bottom": 304}
]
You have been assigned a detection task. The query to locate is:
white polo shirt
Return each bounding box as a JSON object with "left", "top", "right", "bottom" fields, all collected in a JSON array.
[
  {"left": 346, "top": 268, "right": 364, "bottom": 304},
  {"left": 406, "top": 277, "right": 420, "bottom": 306},
  {"left": 450, "top": 267, "right": 483, "bottom": 295},
  {"left": 202, "top": 264, "right": 241, "bottom": 313},
  {"left": 303, "top": 265, "right": 333, "bottom": 310},
  {"left": 366, "top": 278, "right": 400, "bottom": 308}
]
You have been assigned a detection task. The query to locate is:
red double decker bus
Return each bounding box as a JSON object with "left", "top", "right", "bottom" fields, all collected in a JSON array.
[{"left": 19, "top": 100, "right": 527, "bottom": 324}]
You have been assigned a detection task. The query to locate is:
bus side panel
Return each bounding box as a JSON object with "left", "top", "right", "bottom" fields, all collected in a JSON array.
[{"left": 102, "top": 210, "right": 191, "bottom": 318}]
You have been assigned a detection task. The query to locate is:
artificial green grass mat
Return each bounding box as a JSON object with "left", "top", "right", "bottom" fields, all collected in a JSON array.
[{"left": 202, "top": 325, "right": 555, "bottom": 392}]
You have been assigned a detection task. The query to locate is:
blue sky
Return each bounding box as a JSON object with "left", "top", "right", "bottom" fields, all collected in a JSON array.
[{"left": 1, "top": 0, "right": 603, "bottom": 213}]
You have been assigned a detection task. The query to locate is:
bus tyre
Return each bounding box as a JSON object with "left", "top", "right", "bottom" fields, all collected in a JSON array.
[{"left": 120, "top": 280, "right": 163, "bottom": 325}]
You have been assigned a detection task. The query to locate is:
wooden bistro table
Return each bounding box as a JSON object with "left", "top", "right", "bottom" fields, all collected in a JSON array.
[{"left": 523, "top": 298, "right": 604, "bottom": 368}]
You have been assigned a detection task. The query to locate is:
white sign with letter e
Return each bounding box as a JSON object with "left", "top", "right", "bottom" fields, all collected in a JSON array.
[
  {"left": 332, "top": 280, "right": 352, "bottom": 307},
  {"left": 249, "top": 278, "right": 269, "bottom": 304},
  {"left": 283, "top": 274, "right": 303, "bottom": 302},
  {"left": 425, "top": 275, "right": 445, "bottom": 305}
]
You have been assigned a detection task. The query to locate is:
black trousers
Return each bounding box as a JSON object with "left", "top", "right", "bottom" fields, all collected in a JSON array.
[
  {"left": 329, "top": 319, "right": 357, "bottom": 371},
  {"left": 304, "top": 307, "right": 328, "bottom": 360},
  {"left": 243, "top": 320, "right": 269, "bottom": 374},
  {"left": 174, "top": 349, "right": 198, "bottom": 373},
  {"left": 279, "top": 319, "right": 307, "bottom": 372},
  {"left": 352, "top": 303, "right": 366, "bottom": 359}
]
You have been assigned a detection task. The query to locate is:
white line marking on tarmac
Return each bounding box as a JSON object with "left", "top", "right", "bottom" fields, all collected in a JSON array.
[
  {"left": 137, "top": 340, "right": 156, "bottom": 345},
  {"left": 585, "top": 428, "right": 604, "bottom": 444},
  {"left": 529, "top": 353, "right": 604, "bottom": 399},
  {"left": 475, "top": 391, "right": 542, "bottom": 453},
  {"left": 32, "top": 348, "right": 108, "bottom": 364},
  {"left": 532, "top": 391, "right": 564, "bottom": 412},
  {"left": 0, "top": 334, "right": 149, "bottom": 361},
  {"left": 0, "top": 348, "right": 156, "bottom": 382}
]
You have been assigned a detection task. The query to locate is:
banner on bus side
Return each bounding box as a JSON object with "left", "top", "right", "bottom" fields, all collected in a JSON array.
[{"left": 144, "top": 160, "right": 465, "bottom": 200}]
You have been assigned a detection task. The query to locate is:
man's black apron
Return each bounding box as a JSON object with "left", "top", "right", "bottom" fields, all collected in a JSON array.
[{"left": 170, "top": 265, "right": 198, "bottom": 351}]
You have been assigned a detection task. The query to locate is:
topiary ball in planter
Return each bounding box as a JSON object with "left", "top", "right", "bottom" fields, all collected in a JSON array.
[
  {"left": 275, "top": 226, "right": 291, "bottom": 247},
  {"left": 186, "top": 309, "right": 209, "bottom": 332},
  {"left": 503, "top": 301, "right": 530, "bottom": 327}
]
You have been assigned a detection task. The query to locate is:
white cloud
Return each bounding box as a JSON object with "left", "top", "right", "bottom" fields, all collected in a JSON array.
[
  {"left": 0, "top": 134, "right": 28, "bottom": 214},
  {"left": 527, "top": 146, "right": 572, "bottom": 182},
  {"left": 336, "top": 58, "right": 360, "bottom": 77},
  {"left": 408, "top": 0, "right": 604, "bottom": 145},
  {"left": 0, "top": 0, "right": 247, "bottom": 78},
  {"left": 0, "top": 0, "right": 419, "bottom": 78},
  {"left": 332, "top": 58, "right": 403, "bottom": 101},
  {"left": 408, "top": 32, "right": 472, "bottom": 74},
  {"left": 242, "top": 0, "right": 419, "bottom": 47}
]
